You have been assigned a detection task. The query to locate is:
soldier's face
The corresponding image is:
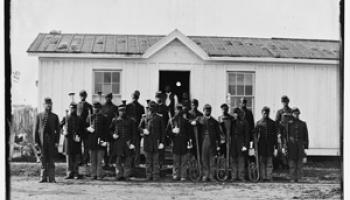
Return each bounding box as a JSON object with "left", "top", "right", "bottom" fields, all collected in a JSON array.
[
  {"left": 263, "top": 112, "right": 269, "bottom": 119},
  {"left": 204, "top": 108, "right": 211, "bottom": 116},
  {"left": 80, "top": 94, "right": 87, "bottom": 100},
  {"left": 282, "top": 101, "right": 289, "bottom": 107},
  {"left": 175, "top": 108, "right": 182, "bottom": 115},
  {"left": 70, "top": 107, "right": 77, "bottom": 114},
  {"left": 221, "top": 107, "right": 228, "bottom": 114},
  {"left": 292, "top": 113, "right": 299, "bottom": 119},
  {"left": 44, "top": 103, "right": 52, "bottom": 111},
  {"left": 241, "top": 101, "right": 247, "bottom": 107},
  {"left": 191, "top": 103, "right": 198, "bottom": 110},
  {"left": 119, "top": 110, "right": 126, "bottom": 117},
  {"left": 105, "top": 97, "right": 112, "bottom": 102},
  {"left": 233, "top": 113, "right": 238, "bottom": 119},
  {"left": 155, "top": 97, "right": 161, "bottom": 103},
  {"left": 93, "top": 107, "right": 100, "bottom": 113}
]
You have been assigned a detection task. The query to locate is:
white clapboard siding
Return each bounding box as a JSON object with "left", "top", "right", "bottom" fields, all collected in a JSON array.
[{"left": 37, "top": 40, "right": 339, "bottom": 156}]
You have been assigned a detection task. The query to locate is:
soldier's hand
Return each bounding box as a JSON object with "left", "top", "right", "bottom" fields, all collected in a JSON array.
[
  {"left": 113, "top": 134, "right": 119, "bottom": 139},
  {"left": 241, "top": 146, "right": 247, "bottom": 152},
  {"left": 129, "top": 144, "right": 135, "bottom": 150},
  {"left": 220, "top": 139, "right": 225, "bottom": 144},
  {"left": 158, "top": 143, "right": 164, "bottom": 149},
  {"left": 281, "top": 148, "right": 286, "bottom": 155},
  {"left": 143, "top": 129, "right": 150, "bottom": 135},
  {"left": 191, "top": 121, "right": 197, "bottom": 126},
  {"left": 216, "top": 146, "right": 220, "bottom": 151},
  {"left": 273, "top": 149, "right": 278, "bottom": 157},
  {"left": 101, "top": 142, "right": 107, "bottom": 147},
  {"left": 172, "top": 127, "right": 180, "bottom": 134},
  {"left": 87, "top": 126, "right": 95, "bottom": 133}
]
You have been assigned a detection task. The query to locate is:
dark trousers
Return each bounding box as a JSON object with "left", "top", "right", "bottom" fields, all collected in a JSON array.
[
  {"left": 90, "top": 149, "right": 104, "bottom": 178},
  {"left": 259, "top": 156, "right": 273, "bottom": 180},
  {"left": 173, "top": 153, "right": 188, "bottom": 179},
  {"left": 231, "top": 155, "right": 245, "bottom": 180},
  {"left": 201, "top": 135, "right": 216, "bottom": 179},
  {"left": 132, "top": 137, "right": 141, "bottom": 166},
  {"left": 288, "top": 159, "right": 303, "bottom": 181},
  {"left": 40, "top": 141, "right": 55, "bottom": 181},
  {"left": 115, "top": 156, "right": 132, "bottom": 178},
  {"left": 145, "top": 151, "right": 160, "bottom": 179},
  {"left": 81, "top": 136, "right": 90, "bottom": 164},
  {"left": 66, "top": 154, "right": 80, "bottom": 177}
]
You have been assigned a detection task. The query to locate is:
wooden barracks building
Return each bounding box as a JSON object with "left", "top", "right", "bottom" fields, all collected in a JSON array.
[{"left": 27, "top": 29, "right": 340, "bottom": 156}]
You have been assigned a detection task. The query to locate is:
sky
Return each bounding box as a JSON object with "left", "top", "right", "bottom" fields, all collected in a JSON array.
[{"left": 10, "top": 0, "right": 341, "bottom": 106}]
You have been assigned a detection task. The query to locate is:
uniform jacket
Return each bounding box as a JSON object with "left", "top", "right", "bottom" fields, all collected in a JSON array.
[
  {"left": 77, "top": 101, "right": 93, "bottom": 124},
  {"left": 239, "top": 107, "right": 255, "bottom": 132},
  {"left": 102, "top": 101, "right": 118, "bottom": 124},
  {"left": 254, "top": 118, "right": 279, "bottom": 157},
  {"left": 230, "top": 119, "right": 249, "bottom": 158},
  {"left": 139, "top": 113, "right": 166, "bottom": 153},
  {"left": 126, "top": 101, "right": 145, "bottom": 125},
  {"left": 167, "top": 114, "right": 191, "bottom": 155},
  {"left": 86, "top": 113, "right": 108, "bottom": 150},
  {"left": 287, "top": 119, "right": 309, "bottom": 160},
  {"left": 109, "top": 116, "right": 137, "bottom": 157},
  {"left": 60, "top": 113, "right": 83, "bottom": 155},
  {"left": 34, "top": 111, "right": 60, "bottom": 150},
  {"left": 196, "top": 116, "right": 222, "bottom": 154},
  {"left": 275, "top": 107, "right": 293, "bottom": 125},
  {"left": 156, "top": 103, "right": 169, "bottom": 127}
]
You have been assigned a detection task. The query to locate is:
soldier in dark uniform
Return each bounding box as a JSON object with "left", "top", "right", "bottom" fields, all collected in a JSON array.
[
  {"left": 275, "top": 95, "right": 292, "bottom": 169},
  {"left": 101, "top": 93, "right": 118, "bottom": 168},
  {"left": 86, "top": 102, "right": 108, "bottom": 180},
  {"left": 34, "top": 97, "right": 60, "bottom": 183},
  {"left": 139, "top": 101, "right": 166, "bottom": 181},
  {"left": 192, "top": 104, "right": 222, "bottom": 182},
  {"left": 155, "top": 91, "right": 169, "bottom": 170},
  {"left": 239, "top": 97, "right": 254, "bottom": 138},
  {"left": 287, "top": 107, "right": 309, "bottom": 183},
  {"left": 61, "top": 103, "right": 83, "bottom": 179},
  {"left": 167, "top": 104, "right": 192, "bottom": 181},
  {"left": 126, "top": 90, "right": 145, "bottom": 167},
  {"left": 254, "top": 106, "right": 279, "bottom": 181},
  {"left": 218, "top": 103, "right": 233, "bottom": 157},
  {"left": 109, "top": 105, "right": 137, "bottom": 180},
  {"left": 230, "top": 108, "right": 249, "bottom": 181},
  {"left": 188, "top": 99, "right": 203, "bottom": 159},
  {"left": 77, "top": 90, "right": 92, "bottom": 165}
]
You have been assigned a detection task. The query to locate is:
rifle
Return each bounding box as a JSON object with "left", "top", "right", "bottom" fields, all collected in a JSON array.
[{"left": 192, "top": 120, "right": 202, "bottom": 181}]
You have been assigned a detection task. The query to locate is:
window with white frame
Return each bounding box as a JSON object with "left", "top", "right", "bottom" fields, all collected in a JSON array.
[
  {"left": 92, "top": 70, "right": 121, "bottom": 105},
  {"left": 227, "top": 72, "right": 255, "bottom": 112}
]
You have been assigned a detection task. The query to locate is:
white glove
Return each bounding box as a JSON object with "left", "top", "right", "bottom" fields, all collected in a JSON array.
[
  {"left": 191, "top": 121, "right": 197, "bottom": 126},
  {"left": 113, "top": 134, "right": 119, "bottom": 140},
  {"left": 273, "top": 149, "right": 278, "bottom": 157},
  {"left": 281, "top": 148, "right": 286, "bottom": 154},
  {"left": 158, "top": 143, "right": 164, "bottom": 149},
  {"left": 87, "top": 126, "right": 95, "bottom": 133},
  {"left": 220, "top": 139, "right": 225, "bottom": 144},
  {"left": 216, "top": 146, "right": 220, "bottom": 151},
  {"left": 172, "top": 127, "right": 180, "bottom": 134},
  {"left": 101, "top": 142, "right": 107, "bottom": 147},
  {"left": 143, "top": 129, "right": 150, "bottom": 135},
  {"left": 73, "top": 135, "right": 81, "bottom": 142},
  {"left": 129, "top": 144, "right": 135, "bottom": 150},
  {"left": 248, "top": 148, "right": 255, "bottom": 156},
  {"left": 241, "top": 146, "right": 247, "bottom": 152}
]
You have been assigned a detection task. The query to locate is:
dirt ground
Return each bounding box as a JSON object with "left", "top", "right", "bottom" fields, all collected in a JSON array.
[{"left": 10, "top": 176, "right": 341, "bottom": 200}]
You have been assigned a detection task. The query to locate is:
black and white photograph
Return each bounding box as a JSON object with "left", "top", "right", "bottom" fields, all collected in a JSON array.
[{"left": 4, "top": 0, "right": 346, "bottom": 199}]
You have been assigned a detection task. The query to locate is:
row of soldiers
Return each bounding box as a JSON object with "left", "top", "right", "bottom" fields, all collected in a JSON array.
[{"left": 34, "top": 90, "right": 309, "bottom": 183}]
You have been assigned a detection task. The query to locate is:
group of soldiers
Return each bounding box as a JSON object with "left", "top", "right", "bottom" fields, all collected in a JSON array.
[{"left": 34, "top": 89, "right": 309, "bottom": 183}]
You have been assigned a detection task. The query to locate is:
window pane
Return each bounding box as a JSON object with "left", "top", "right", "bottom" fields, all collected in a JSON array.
[
  {"left": 237, "top": 86, "right": 244, "bottom": 95},
  {"left": 95, "top": 72, "right": 103, "bottom": 84},
  {"left": 102, "top": 84, "right": 112, "bottom": 94},
  {"left": 112, "top": 83, "right": 120, "bottom": 94},
  {"left": 95, "top": 83, "right": 102, "bottom": 94},
  {"left": 228, "top": 85, "right": 236, "bottom": 95},
  {"left": 104, "top": 72, "right": 111, "bottom": 84},
  {"left": 244, "top": 73, "right": 253, "bottom": 86},
  {"left": 245, "top": 97, "right": 253, "bottom": 108},
  {"left": 237, "top": 73, "right": 244, "bottom": 85},
  {"left": 245, "top": 85, "right": 253, "bottom": 95},
  {"left": 112, "top": 72, "right": 120, "bottom": 83},
  {"left": 230, "top": 97, "right": 240, "bottom": 108},
  {"left": 228, "top": 73, "right": 236, "bottom": 84}
]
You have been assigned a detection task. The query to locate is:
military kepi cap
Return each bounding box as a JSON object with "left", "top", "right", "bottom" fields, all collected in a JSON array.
[
  {"left": 261, "top": 106, "right": 270, "bottom": 113},
  {"left": 203, "top": 104, "right": 212, "bottom": 110},
  {"left": 240, "top": 97, "right": 247, "bottom": 103},
  {"left": 105, "top": 93, "right": 113, "bottom": 98},
  {"left": 155, "top": 91, "right": 163, "bottom": 98},
  {"left": 148, "top": 101, "right": 157, "bottom": 108},
  {"left": 93, "top": 102, "right": 102, "bottom": 108},
  {"left": 281, "top": 95, "right": 289, "bottom": 102},
  {"left": 69, "top": 102, "right": 77, "bottom": 108},
  {"left": 175, "top": 103, "right": 183, "bottom": 109},
  {"left": 44, "top": 97, "right": 52, "bottom": 104},
  {"left": 220, "top": 103, "right": 228, "bottom": 109},
  {"left": 233, "top": 107, "right": 240, "bottom": 114},
  {"left": 118, "top": 105, "right": 126, "bottom": 111},
  {"left": 292, "top": 107, "right": 300, "bottom": 114},
  {"left": 79, "top": 90, "right": 87, "bottom": 96}
]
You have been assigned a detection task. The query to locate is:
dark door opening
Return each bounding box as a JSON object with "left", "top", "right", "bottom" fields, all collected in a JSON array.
[{"left": 159, "top": 71, "right": 190, "bottom": 102}]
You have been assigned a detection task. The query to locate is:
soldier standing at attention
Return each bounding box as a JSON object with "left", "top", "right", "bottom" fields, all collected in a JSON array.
[
  {"left": 275, "top": 95, "right": 293, "bottom": 169},
  {"left": 61, "top": 103, "right": 83, "bottom": 179},
  {"left": 155, "top": 91, "right": 169, "bottom": 170},
  {"left": 287, "top": 107, "right": 309, "bottom": 183},
  {"left": 230, "top": 108, "right": 249, "bottom": 182},
  {"left": 192, "top": 104, "right": 222, "bottom": 182},
  {"left": 188, "top": 99, "right": 203, "bottom": 160},
  {"left": 34, "top": 98, "right": 60, "bottom": 183},
  {"left": 110, "top": 105, "right": 137, "bottom": 181},
  {"left": 168, "top": 104, "right": 191, "bottom": 181},
  {"left": 86, "top": 102, "right": 108, "bottom": 180},
  {"left": 254, "top": 106, "right": 279, "bottom": 182},
  {"left": 126, "top": 90, "right": 145, "bottom": 167},
  {"left": 139, "top": 101, "right": 166, "bottom": 181},
  {"left": 238, "top": 97, "right": 254, "bottom": 139},
  {"left": 101, "top": 93, "right": 118, "bottom": 169},
  {"left": 77, "top": 90, "right": 92, "bottom": 165}
]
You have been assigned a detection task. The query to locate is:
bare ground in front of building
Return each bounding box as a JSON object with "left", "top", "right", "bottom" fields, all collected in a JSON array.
[{"left": 10, "top": 176, "right": 341, "bottom": 200}]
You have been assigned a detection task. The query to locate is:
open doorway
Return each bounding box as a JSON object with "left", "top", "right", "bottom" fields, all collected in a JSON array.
[{"left": 159, "top": 71, "right": 190, "bottom": 102}]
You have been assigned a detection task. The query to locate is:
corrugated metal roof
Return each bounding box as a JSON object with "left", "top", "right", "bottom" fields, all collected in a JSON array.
[{"left": 27, "top": 33, "right": 340, "bottom": 59}]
